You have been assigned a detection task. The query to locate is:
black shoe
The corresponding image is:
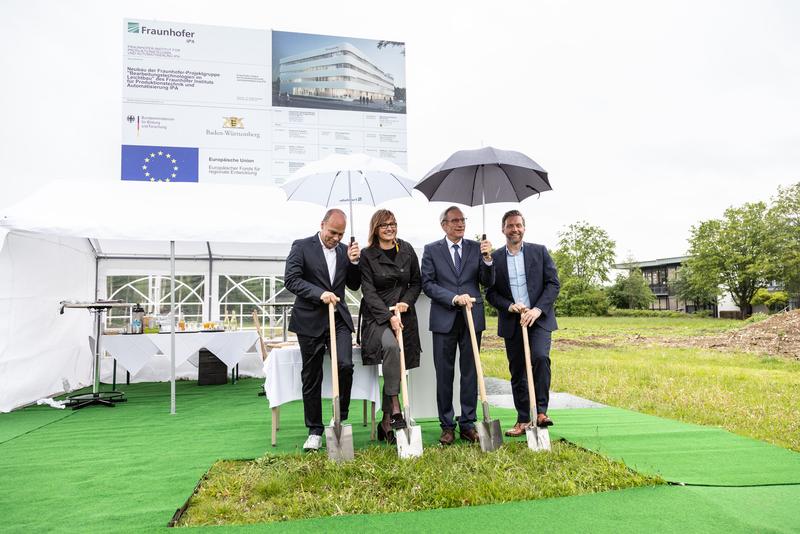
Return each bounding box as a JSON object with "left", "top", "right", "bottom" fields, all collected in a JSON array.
[
  {"left": 390, "top": 413, "right": 407, "bottom": 430},
  {"left": 377, "top": 421, "right": 396, "bottom": 444}
]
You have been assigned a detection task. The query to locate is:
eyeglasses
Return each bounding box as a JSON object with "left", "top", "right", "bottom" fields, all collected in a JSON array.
[
  {"left": 446, "top": 217, "right": 467, "bottom": 224},
  {"left": 378, "top": 222, "right": 398, "bottom": 229}
]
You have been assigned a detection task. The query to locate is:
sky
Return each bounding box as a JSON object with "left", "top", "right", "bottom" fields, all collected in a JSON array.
[{"left": 1, "top": 0, "right": 799, "bottom": 262}]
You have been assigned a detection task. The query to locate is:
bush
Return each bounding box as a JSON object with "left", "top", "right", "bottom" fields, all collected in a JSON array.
[
  {"left": 556, "top": 286, "right": 609, "bottom": 316},
  {"left": 744, "top": 312, "right": 769, "bottom": 323},
  {"left": 607, "top": 308, "right": 686, "bottom": 318}
]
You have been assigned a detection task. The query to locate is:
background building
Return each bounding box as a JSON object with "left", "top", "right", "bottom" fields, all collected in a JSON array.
[{"left": 614, "top": 256, "right": 717, "bottom": 314}]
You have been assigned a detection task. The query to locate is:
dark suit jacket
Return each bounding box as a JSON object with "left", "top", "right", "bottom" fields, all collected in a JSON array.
[
  {"left": 284, "top": 234, "right": 361, "bottom": 338},
  {"left": 486, "top": 242, "right": 560, "bottom": 337},
  {"left": 358, "top": 239, "right": 421, "bottom": 368},
  {"left": 421, "top": 237, "right": 495, "bottom": 333}
]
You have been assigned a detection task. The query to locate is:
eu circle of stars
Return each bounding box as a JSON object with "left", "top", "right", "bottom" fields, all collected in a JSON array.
[{"left": 141, "top": 150, "right": 180, "bottom": 182}]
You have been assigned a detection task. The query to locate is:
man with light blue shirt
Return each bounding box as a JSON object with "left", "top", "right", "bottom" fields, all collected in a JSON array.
[{"left": 486, "top": 210, "right": 560, "bottom": 436}]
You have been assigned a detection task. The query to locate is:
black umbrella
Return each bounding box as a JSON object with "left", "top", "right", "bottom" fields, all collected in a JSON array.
[{"left": 414, "top": 146, "right": 551, "bottom": 234}]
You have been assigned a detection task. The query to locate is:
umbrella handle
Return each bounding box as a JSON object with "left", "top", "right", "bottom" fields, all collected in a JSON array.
[{"left": 481, "top": 234, "right": 491, "bottom": 261}]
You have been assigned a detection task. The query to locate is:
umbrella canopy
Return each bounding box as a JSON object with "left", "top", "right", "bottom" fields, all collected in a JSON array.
[
  {"left": 414, "top": 146, "right": 551, "bottom": 234},
  {"left": 281, "top": 153, "right": 416, "bottom": 239}
]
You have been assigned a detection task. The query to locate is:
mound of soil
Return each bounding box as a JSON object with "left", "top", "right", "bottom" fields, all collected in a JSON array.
[{"left": 678, "top": 310, "right": 800, "bottom": 360}]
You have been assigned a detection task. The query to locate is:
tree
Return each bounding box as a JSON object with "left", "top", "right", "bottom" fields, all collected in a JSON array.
[
  {"left": 672, "top": 262, "right": 719, "bottom": 309},
  {"left": 768, "top": 182, "right": 800, "bottom": 299},
  {"left": 608, "top": 266, "right": 656, "bottom": 309},
  {"left": 684, "top": 202, "right": 779, "bottom": 318},
  {"left": 555, "top": 221, "right": 616, "bottom": 289},
  {"left": 552, "top": 222, "right": 615, "bottom": 316}
]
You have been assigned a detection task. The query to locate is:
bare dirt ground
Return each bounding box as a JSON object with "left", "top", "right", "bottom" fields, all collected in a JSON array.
[{"left": 621, "top": 310, "right": 800, "bottom": 360}]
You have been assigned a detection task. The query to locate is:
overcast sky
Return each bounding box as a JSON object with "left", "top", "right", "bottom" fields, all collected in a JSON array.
[{"left": 1, "top": 0, "right": 798, "bottom": 262}]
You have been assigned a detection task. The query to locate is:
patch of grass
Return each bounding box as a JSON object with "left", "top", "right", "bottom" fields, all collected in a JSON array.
[
  {"left": 177, "top": 442, "right": 661, "bottom": 526},
  {"left": 482, "top": 343, "right": 800, "bottom": 452}
]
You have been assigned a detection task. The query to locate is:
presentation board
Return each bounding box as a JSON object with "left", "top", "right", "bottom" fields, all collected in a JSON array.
[{"left": 122, "top": 20, "right": 407, "bottom": 185}]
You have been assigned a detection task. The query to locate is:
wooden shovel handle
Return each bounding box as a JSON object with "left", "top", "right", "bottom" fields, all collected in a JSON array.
[
  {"left": 328, "top": 301, "right": 339, "bottom": 398},
  {"left": 462, "top": 299, "right": 488, "bottom": 403},
  {"left": 519, "top": 313, "right": 538, "bottom": 421},
  {"left": 390, "top": 306, "right": 410, "bottom": 414}
]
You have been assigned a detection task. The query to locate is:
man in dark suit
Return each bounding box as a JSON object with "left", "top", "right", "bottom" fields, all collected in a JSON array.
[
  {"left": 486, "top": 210, "right": 560, "bottom": 435},
  {"left": 421, "top": 206, "right": 495, "bottom": 445},
  {"left": 284, "top": 208, "right": 361, "bottom": 451}
]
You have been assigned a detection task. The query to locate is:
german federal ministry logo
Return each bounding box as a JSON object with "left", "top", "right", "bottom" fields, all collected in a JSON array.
[
  {"left": 128, "top": 22, "right": 140, "bottom": 33},
  {"left": 223, "top": 117, "right": 245, "bottom": 128}
]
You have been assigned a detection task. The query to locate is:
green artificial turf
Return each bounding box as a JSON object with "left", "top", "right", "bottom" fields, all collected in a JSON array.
[
  {"left": 549, "top": 407, "right": 800, "bottom": 486},
  {"left": 1, "top": 379, "right": 799, "bottom": 533}
]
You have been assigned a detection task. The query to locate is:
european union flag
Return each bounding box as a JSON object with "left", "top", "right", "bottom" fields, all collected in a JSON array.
[{"left": 121, "top": 145, "right": 199, "bottom": 182}]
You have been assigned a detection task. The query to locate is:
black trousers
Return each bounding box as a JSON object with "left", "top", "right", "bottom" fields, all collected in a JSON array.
[
  {"left": 504, "top": 324, "right": 552, "bottom": 422},
  {"left": 297, "top": 315, "right": 354, "bottom": 436},
  {"left": 432, "top": 312, "right": 479, "bottom": 431}
]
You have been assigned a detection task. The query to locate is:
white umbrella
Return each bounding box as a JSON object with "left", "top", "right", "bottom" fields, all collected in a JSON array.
[{"left": 281, "top": 153, "right": 416, "bottom": 240}]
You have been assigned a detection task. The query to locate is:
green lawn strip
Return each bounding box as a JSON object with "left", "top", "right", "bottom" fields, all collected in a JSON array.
[
  {"left": 548, "top": 407, "right": 800, "bottom": 485},
  {"left": 178, "top": 441, "right": 661, "bottom": 527},
  {"left": 482, "top": 343, "right": 800, "bottom": 452},
  {"left": 177, "top": 485, "right": 800, "bottom": 533}
]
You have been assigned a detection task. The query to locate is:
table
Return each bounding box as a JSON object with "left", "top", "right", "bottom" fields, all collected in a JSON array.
[
  {"left": 102, "top": 331, "right": 259, "bottom": 376},
  {"left": 263, "top": 346, "right": 380, "bottom": 446}
]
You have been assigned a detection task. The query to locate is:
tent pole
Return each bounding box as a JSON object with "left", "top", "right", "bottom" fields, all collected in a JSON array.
[
  {"left": 206, "top": 242, "right": 212, "bottom": 322},
  {"left": 170, "top": 240, "right": 176, "bottom": 415}
]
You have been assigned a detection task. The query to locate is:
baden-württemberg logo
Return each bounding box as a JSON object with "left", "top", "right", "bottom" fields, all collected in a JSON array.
[
  {"left": 223, "top": 117, "right": 244, "bottom": 129},
  {"left": 128, "top": 22, "right": 140, "bottom": 33}
]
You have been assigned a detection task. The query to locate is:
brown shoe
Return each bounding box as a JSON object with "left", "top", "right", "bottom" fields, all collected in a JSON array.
[
  {"left": 536, "top": 413, "right": 554, "bottom": 427},
  {"left": 504, "top": 422, "right": 531, "bottom": 437},
  {"left": 459, "top": 427, "right": 479, "bottom": 443},
  {"left": 439, "top": 428, "right": 455, "bottom": 446}
]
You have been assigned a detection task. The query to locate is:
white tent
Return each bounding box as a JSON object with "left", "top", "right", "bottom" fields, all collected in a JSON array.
[
  {"left": 0, "top": 180, "right": 335, "bottom": 413},
  {"left": 0, "top": 179, "right": 443, "bottom": 413}
]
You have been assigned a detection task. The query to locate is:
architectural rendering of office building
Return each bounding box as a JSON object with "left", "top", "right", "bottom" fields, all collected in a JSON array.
[{"left": 278, "top": 42, "right": 396, "bottom": 102}]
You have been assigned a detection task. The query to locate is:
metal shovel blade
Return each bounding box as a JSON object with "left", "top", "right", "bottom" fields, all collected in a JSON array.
[
  {"left": 476, "top": 420, "right": 504, "bottom": 452},
  {"left": 526, "top": 425, "right": 551, "bottom": 451},
  {"left": 396, "top": 425, "right": 423, "bottom": 459},
  {"left": 475, "top": 400, "right": 503, "bottom": 452},
  {"left": 325, "top": 423, "right": 354, "bottom": 462}
]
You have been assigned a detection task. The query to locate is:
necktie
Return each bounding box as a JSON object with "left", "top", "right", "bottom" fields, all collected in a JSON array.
[{"left": 452, "top": 243, "right": 462, "bottom": 275}]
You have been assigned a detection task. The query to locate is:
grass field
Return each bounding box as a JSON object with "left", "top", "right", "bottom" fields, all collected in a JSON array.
[{"left": 481, "top": 316, "right": 800, "bottom": 452}]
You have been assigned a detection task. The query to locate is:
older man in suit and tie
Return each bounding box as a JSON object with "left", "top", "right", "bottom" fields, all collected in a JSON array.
[
  {"left": 284, "top": 208, "right": 361, "bottom": 451},
  {"left": 421, "top": 206, "right": 495, "bottom": 445},
  {"left": 486, "top": 210, "right": 560, "bottom": 435}
]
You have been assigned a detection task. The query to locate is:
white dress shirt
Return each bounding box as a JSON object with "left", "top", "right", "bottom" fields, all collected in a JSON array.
[{"left": 318, "top": 233, "right": 337, "bottom": 286}]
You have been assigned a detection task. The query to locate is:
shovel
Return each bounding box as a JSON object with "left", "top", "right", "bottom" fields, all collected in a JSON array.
[
  {"left": 521, "top": 321, "right": 551, "bottom": 451},
  {"left": 463, "top": 298, "right": 503, "bottom": 452},
  {"left": 325, "top": 301, "right": 354, "bottom": 462},
  {"left": 390, "top": 306, "right": 423, "bottom": 459}
]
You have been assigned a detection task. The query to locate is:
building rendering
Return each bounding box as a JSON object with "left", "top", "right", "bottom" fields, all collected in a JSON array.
[{"left": 278, "top": 42, "right": 396, "bottom": 103}]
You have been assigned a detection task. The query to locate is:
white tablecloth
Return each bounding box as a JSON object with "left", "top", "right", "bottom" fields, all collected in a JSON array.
[
  {"left": 102, "top": 331, "right": 259, "bottom": 375},
  {"left": 263, "top": 346, "right": 380, "bottom": 407}
]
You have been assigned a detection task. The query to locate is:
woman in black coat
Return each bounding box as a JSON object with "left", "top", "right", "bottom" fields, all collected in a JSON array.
[{"left": 358, "top": 209, "right": 422, "bottom": 444}]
